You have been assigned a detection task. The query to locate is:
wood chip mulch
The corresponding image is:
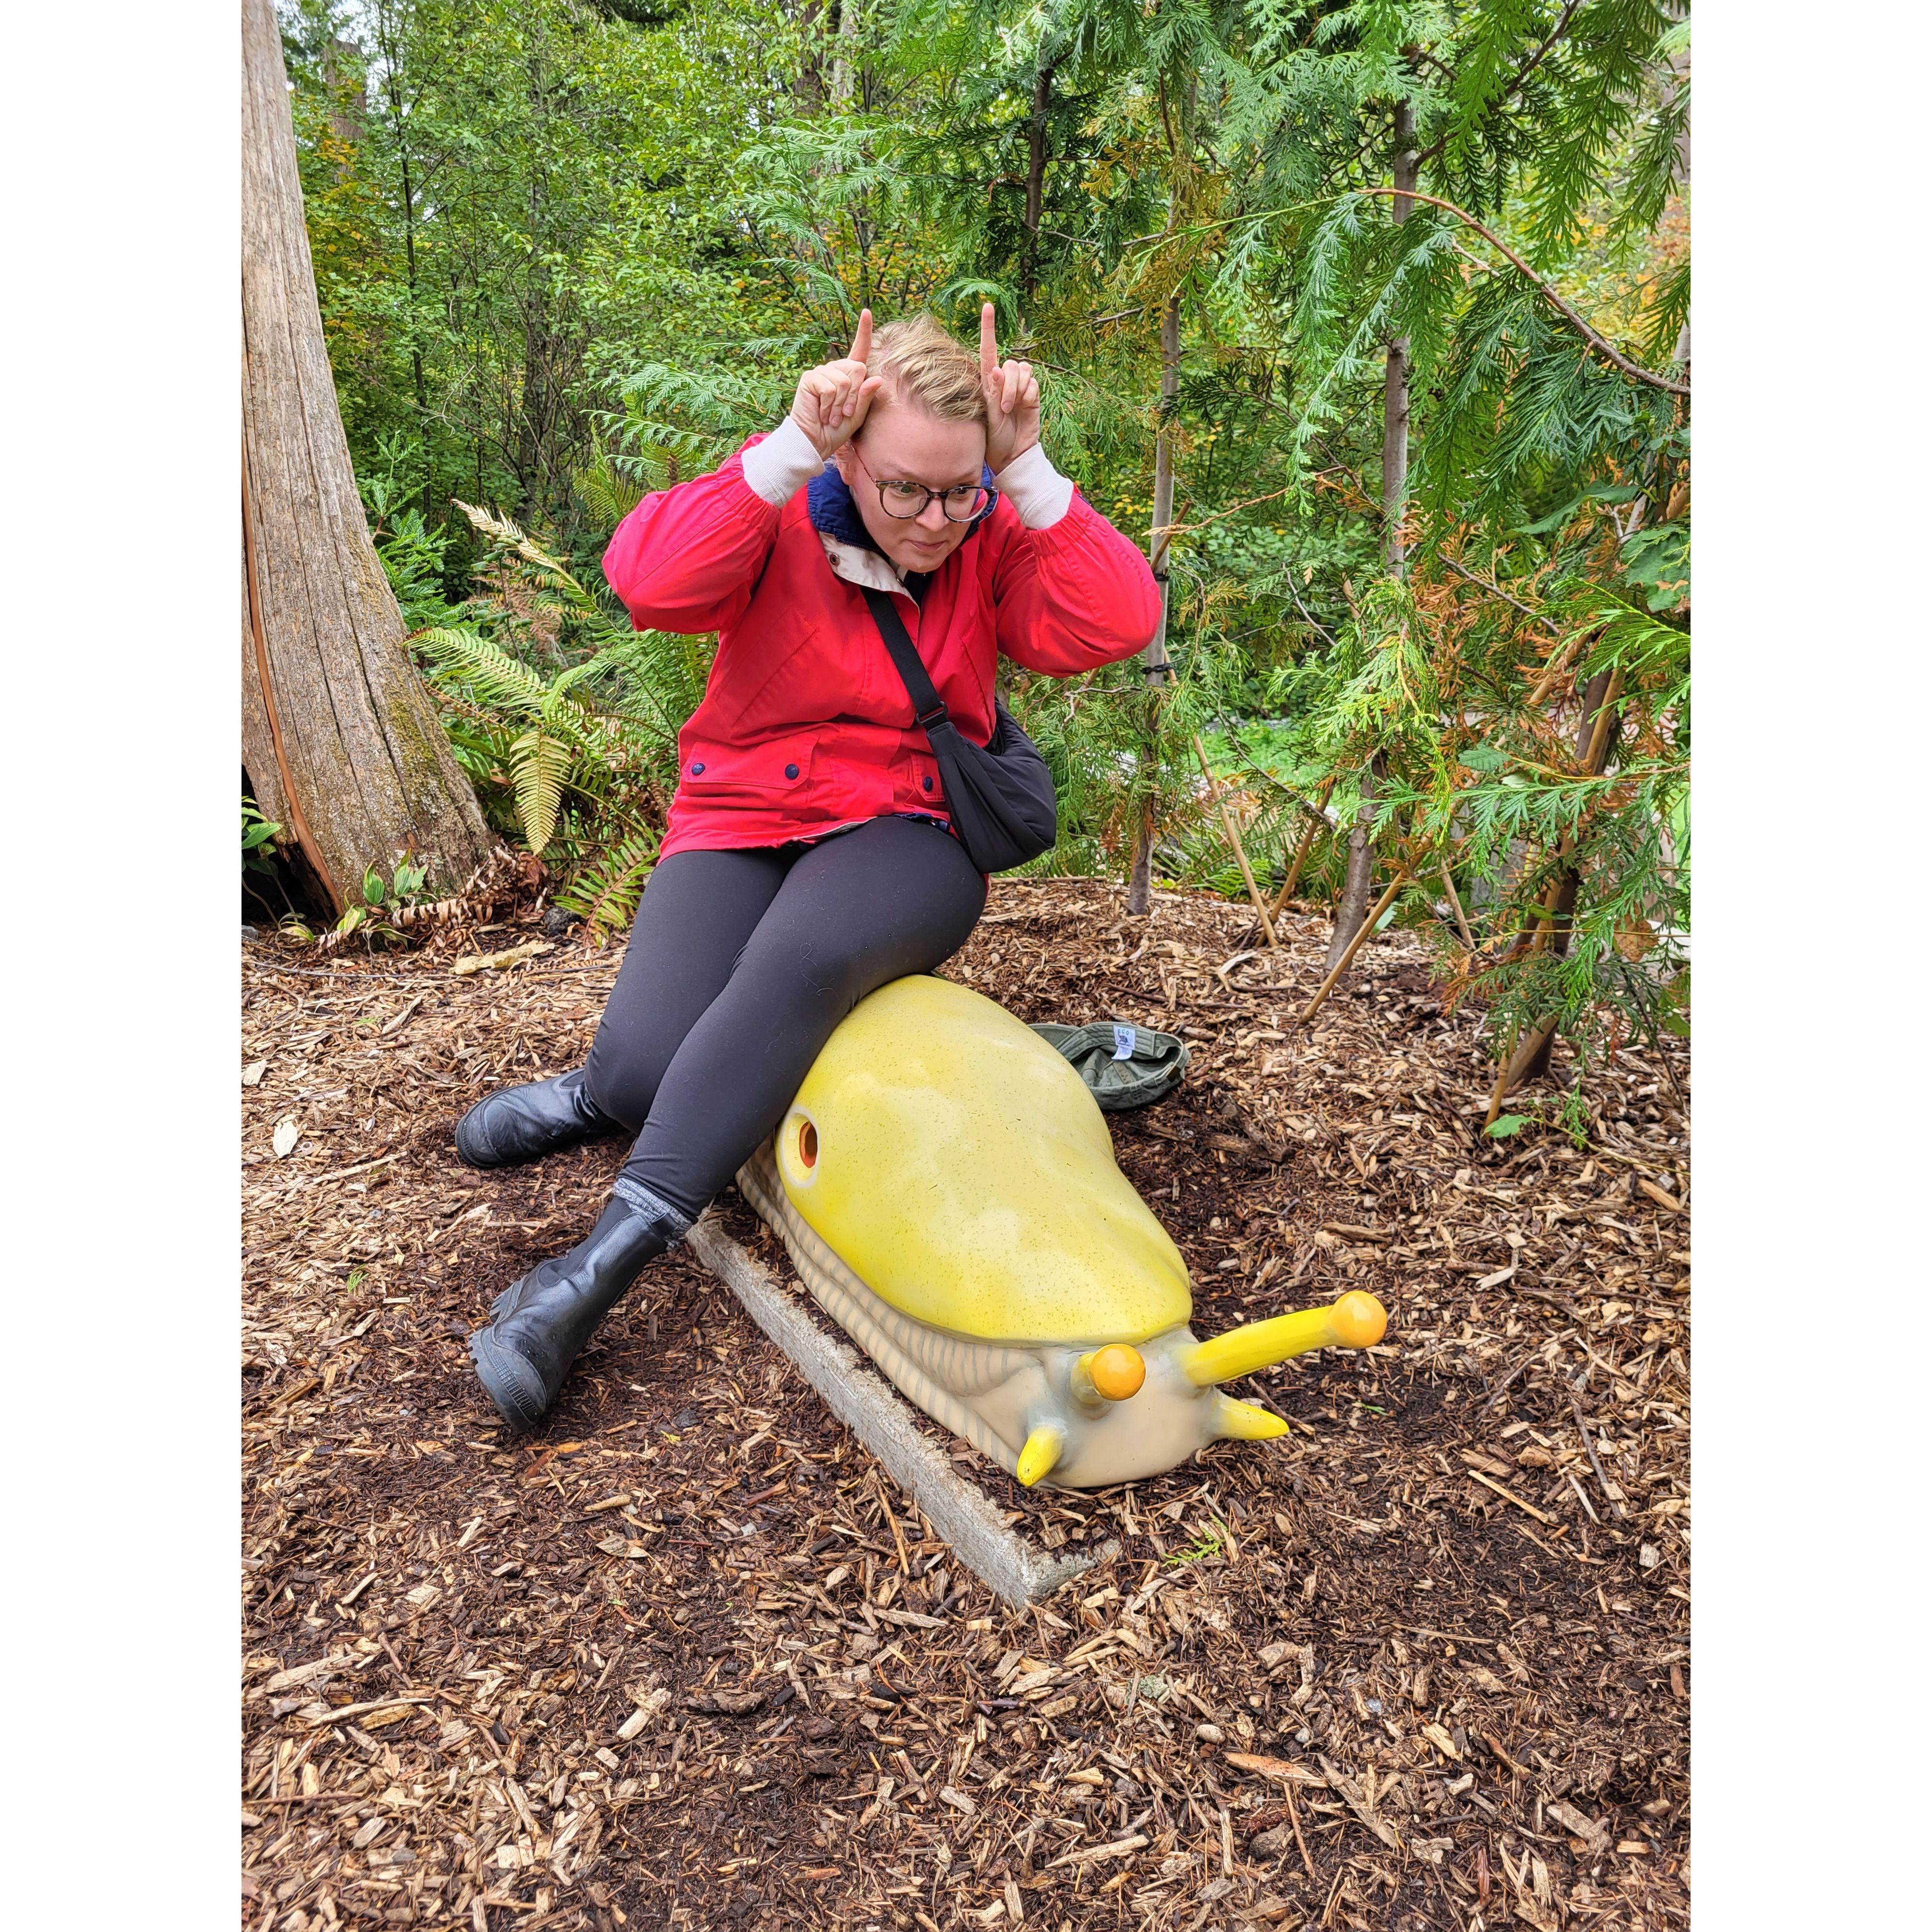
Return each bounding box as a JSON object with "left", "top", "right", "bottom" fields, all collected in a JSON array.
[{"left": 242, "top": 878, "right": 1689, "bottom": 1932}]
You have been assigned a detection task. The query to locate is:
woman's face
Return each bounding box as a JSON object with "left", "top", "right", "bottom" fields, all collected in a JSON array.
[{"left": 835, "top": 399, "right": 989, "bottom": 575}]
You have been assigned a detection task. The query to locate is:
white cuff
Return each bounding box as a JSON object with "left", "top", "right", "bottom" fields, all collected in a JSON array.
[
  {"left": 740, "top": 415, "right": 826, "bottom": 506},
  {"left": 994, "top": 441, "right": 1075, "bottom": 528}
]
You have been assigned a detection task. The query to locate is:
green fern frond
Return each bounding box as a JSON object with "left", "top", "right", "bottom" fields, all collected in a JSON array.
[
  {"left": 415, "top": 626, "right": 553, "bottom": 720},
  {"left": 539, "top": 656, "right": 610, "bottom": 726},
  {"left": 508, "top": 729, "right": 576, "bottom": 854},
  {"left": 574, "top": 440, "right": 649, "bottom": 532}
]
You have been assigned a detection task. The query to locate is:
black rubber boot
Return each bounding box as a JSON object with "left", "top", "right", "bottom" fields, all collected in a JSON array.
[
  {"left": 468, "top": 1185, "right": 689, "bottom": 1430},
  {"left": 455, "top": 1067, "right": 624, "bottom": 1169}
]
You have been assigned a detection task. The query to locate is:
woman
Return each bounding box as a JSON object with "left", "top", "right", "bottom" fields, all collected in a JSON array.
[{"left": 459, "top": 305, "right": 1162, "bottom": 1429}]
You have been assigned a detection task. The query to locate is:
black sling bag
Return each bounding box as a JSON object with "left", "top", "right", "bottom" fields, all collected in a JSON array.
[{"left": 860, "top": 585, "right": 1058, "bottom": 874}]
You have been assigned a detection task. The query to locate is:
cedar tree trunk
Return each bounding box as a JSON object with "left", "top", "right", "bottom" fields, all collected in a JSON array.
[
  {"left": 1021, "top": 53, "right": 1058, "bottom": 299},
  {"left": 1324, "top": 752, "right": 1385, "bottom": 970},
  {"left": 1127, "top": 292, "right": 1181, "bottom": 916},
  {"left": 1325, "top": 102, "right": 1416, "bottom": 970},
  {"left": 241, "top": 0, "right": 488, "bottom": 913},
  {"left": 1508, "top": 667, "right": 1622, "bottom": 1085},
  {"left": 831, "top": 0, "right": 861, "bottom": 109}
]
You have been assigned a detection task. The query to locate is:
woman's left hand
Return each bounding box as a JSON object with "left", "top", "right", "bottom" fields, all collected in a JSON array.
[{"left": 980, "top": 303, "right": 1041, "bottom": 473}]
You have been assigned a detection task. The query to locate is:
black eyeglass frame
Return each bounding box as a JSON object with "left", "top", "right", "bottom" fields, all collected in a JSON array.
[{"left": 847, "top": 442, "right": 997, "bottom": 524}]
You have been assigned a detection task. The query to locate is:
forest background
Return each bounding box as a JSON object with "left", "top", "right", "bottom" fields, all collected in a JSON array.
[{"left": 260, "top": 0, "right": 1690, "bottom": 1130}]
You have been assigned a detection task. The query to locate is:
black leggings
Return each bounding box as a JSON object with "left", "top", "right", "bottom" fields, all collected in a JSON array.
[{"left": 581, "top": 814, "right": 986, "bottom": 1223}]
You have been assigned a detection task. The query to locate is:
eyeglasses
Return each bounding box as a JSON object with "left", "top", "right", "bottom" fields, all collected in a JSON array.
[{"left": 848, "top": 443, "right": 994, "bottom": 523}]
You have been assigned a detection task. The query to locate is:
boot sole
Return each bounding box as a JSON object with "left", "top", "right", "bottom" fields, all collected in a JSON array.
[{"left": 468, "top": 1328, "right": 552, "bottom": 1432}]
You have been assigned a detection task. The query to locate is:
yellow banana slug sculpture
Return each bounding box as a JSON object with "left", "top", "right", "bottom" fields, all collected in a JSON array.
[{"left": 740, "top": 976, "right": 1387, "bottom": 1491}]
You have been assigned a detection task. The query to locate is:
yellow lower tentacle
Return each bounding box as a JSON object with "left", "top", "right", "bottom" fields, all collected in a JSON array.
[
  {"left": 1015, "top": 1425, "right": 1066, "bottom": 1487},
  {"left": 1214, "top": 1396, "right": 1290, "bottom": 1441}
]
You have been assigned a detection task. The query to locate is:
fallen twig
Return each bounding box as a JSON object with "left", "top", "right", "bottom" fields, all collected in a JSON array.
[
  {"left": 1283, "top": 1778, "right": 1317, "bottom": 1882},
  {"left": 1046, "top": 1833, "right": 1149, "bottom": 1869},
  {"left": 1568, "top": 1386, "right": 1628, "bottom": 1519},
  {"left": 1464, "top": 1468, "right": 1560, "bottom": 1527}
]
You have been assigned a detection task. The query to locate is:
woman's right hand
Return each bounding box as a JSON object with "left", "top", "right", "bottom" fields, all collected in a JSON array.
[{"left": 789, "top": 310, "right": 883, "bottom": 457}]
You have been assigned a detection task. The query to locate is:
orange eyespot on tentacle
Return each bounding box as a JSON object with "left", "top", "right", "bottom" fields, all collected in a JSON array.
[
  {"left": 1329, "top": 1289, "right": 1387, "bottom": 1349},
  {"left": 775, "top": 1108, "right": 823, "bottom": 1192},
  {"left": 1072, "top": 1344, "right": 1146, "bottom": 1405}
]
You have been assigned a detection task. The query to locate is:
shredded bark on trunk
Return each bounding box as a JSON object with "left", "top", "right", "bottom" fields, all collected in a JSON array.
[{"left": 1508, "top": 667, "right": 1622, "bottom": 1087}]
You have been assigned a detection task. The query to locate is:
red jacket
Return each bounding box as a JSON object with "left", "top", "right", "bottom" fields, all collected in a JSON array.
[{"left": 601, "top": 427, "right": 1162, "bottom": 857}]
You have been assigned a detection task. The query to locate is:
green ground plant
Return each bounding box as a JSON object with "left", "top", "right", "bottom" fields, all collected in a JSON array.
[{"left": 331, "top": 855, "right": 431, "bottom": 950}]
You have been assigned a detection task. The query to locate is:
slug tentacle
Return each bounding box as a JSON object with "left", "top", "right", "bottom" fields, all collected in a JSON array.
[
  {"left": 1213, "top": 1395, "right": 1291, "bottom": 1441},
  {"left": 1182, "top": 1290, "right": 1388, "bottom": 1386},
  {"left": 1015, "top": 1425, "right": 1065, "bottom": 1488}
]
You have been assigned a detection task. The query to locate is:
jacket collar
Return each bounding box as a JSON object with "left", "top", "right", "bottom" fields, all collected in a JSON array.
[{"left": 807, "top": 459, "right": 997, "bottom": 597}]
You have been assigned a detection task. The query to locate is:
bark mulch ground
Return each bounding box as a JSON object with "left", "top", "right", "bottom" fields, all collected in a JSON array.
[{"left": 242, "top": 878, "right": 1690, "bottom": 1932}]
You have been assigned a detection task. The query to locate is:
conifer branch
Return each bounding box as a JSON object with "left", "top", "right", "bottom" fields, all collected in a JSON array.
[
  {"left": 1411, "top": 0, "right": 1587, "bottom": 174},
  {"left": 1349, "top": 187, "right": 1690, "bottom": 395}
]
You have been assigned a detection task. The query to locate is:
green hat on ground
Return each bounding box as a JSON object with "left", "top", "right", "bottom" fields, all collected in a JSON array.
[{"left": 1029, "top": 1019, "right": 1190, "bottom": 1112}]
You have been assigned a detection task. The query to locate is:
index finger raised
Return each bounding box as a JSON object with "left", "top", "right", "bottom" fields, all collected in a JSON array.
[
  {"left": 980, "top": 301, "right": 998, "bottom": 377},
  {"left": 847, "top": 307, "right": 874, "bottom": 367}
]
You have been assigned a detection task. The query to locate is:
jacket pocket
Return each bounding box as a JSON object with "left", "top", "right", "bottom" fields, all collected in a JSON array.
[
  {"left": 678, "top": 731, "right": 820, "bottom": 808},
  {"left": 889, "top": 739, "right": 945, "bottom": 812}
]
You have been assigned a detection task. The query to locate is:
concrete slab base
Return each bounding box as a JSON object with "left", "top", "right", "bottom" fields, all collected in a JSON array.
[{"left": 685, "top": 1200, "right": 1115, "bottom": 1608}]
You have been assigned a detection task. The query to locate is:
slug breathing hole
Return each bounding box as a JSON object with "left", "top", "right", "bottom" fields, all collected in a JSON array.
[{"left": 798, "top": 1120, "right": 818, "bottom": 1169}]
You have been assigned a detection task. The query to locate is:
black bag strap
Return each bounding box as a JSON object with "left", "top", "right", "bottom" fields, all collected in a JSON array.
[{"left": 861, "top": 587, "right": 951, "bottom": 732}]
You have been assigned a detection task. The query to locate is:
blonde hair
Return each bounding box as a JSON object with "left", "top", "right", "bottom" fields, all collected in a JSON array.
[{"left": 870, "top": 314, "right": 987, "bottom": 424}]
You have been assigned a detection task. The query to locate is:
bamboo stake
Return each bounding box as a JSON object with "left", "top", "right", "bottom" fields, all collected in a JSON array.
[
  {"left": 1296, "top": 870, "right": 1408, "bottom": 1026},
  {"left": 1580, "top": 668, "right": 1626, "bottom": 771},
  {"left": 1268, "top": 776, "right": 1338, "bottom": 921},
  {"left": 1525, "top": 631, "right": 1587, "bottom": 708},
  {"left": 1438, "top": 860, "right": 1474, "bottom": 950},
  {"left": 1482, "top": 1037, "right": 1517, "bottom": 1131},
  {"left": 1485, "top": 1019, "right": 1558, "bottom": 1128},
  {"left": 1192, "top": 734, "right": 1279, "bottom": 950}
]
